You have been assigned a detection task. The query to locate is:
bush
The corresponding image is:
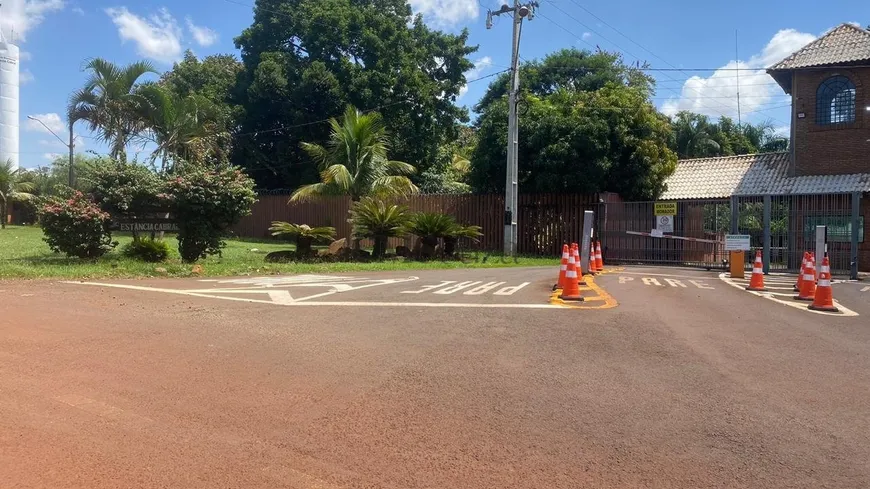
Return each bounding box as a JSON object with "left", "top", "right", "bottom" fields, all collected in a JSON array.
[
  {"left": 165, "top": 165, "right": 257, "bottom": 263},
  {"left": 39, "top": 190, "right": 116, "bottom": 259},
  {"left": 349, "top": 197, "right": 410, "bottom": 259},
  {"left": 122, "top": 238, "right": 170, "bottom": 262},
  {"left": 89, "top": 160, "right": 167, "bottom": 224}
]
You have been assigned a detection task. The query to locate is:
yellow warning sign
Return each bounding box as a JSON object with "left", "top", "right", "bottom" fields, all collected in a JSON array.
[{"left": 654, "top": 202, "right": 677, "bottom": 216}]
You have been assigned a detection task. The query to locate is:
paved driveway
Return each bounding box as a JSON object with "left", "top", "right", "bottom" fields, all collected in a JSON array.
[{"left": 1, "top": 266, "right": 868, "bottom": 488}]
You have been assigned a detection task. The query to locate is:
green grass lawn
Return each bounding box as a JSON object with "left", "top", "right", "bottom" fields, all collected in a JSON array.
[{"left": 0, "top": 226, "right": 555, "bottom": 280}]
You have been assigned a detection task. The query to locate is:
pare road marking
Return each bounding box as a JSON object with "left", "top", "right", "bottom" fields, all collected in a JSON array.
[
  {"left": 401, "top": 281, "right": 529, "bottom": 296},
  {"left": 718, "top": 273, "right": 858, "bottom": 317},
  {"left": 618, "top": 276, "right": 715, "bottom": 289},
  {"left": 862, "top": 286, "right": 870, "bottom": 293},
  {"left": 64, "top": 281, "right": 568, "bottom": 310}
]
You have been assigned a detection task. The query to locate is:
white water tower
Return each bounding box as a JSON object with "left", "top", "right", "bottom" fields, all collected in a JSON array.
[{"left": 0, "top": 31, "right": 19, "bottom": 171}]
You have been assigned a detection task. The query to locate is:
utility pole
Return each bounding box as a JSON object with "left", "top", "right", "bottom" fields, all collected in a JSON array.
[
  {"left": 27, "top": 115, "right": 75, "bottom": 187},
  {"left": 488, "top": 1, "right": 538, "bottom": 256}
]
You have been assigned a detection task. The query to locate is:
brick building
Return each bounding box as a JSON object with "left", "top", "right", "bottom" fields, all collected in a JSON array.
[{"left": 660, "top": 23, "right": 870, "bottom": 274}]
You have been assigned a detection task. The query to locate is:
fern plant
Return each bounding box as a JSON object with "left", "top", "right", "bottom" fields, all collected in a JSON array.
[
  {"left": 269, "top": 222, "right": 336, "bottom": 256},
  {"left": 348, "top": 197, "right": 410, "bottom": 259}
]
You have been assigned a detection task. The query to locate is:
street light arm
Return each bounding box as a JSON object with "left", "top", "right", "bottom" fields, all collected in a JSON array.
[{"left": 27, "top": 115, "right": 71, "bottom": 148}]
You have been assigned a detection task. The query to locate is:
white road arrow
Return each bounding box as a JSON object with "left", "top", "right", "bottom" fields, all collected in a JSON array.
[
  {"left": 267, "top": 290, "right": 295, "bottom": 304},
  {"left": 862, "top": 286, "right": 869, "bottom": 293}
]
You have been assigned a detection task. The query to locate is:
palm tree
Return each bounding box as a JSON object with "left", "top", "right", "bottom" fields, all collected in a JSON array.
[
  {"left": 348, "top": 197, "right": 411, "bottom": 259},
  {"left": 68, "top": 58, "right": 157, "bottom": 163},
  {"left": 291, "top": 106, "right": 418, "bottom": 203},
  {"left": 268, "top": 222, "right": 336, "bottom": 256},
  {"left": 672, "top": 111, "right": 721, "bottom": 159},
  {"left": 137, "top": 85, "right": 225, "bottom": 170},
  {"left": 0, "top": 161, "right": 36, "bottom": 229}
]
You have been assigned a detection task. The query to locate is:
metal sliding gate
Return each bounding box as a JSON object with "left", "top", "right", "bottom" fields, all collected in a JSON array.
[{"left": 601, "top": 194, "right": 862, "bottom": 276}]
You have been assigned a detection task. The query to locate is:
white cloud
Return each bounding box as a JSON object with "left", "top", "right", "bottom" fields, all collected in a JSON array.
[
  {"left": 186, "top": 18, "right": 217, "bottom": 46},
  {"left": 44, "top": 152, "right": 62, "bottom": 162},
  {"left": 0, "top": 0, "right": 64, "bottom": 42},
  {"left": 582, "top": 32, "right": 593, "bottom": 41},
  {"left": 408, "top": 0, "right": 479, "bottom": 27},
  {"left": 20, "top": 51, "right": 32, "bottom": 61},
  {"left": 72, "top": 6, "right": 84, "bottom": 15},
  {"left": 25, "top": 112, "right": 66, "bottom": 134},
  {"left": 660, "top": 28, "right": 816, "bottom": 120},
  {"left": 105, "top": 7, "right": 182, "bottom": 63},
  {"left": 459, "top": 56, "right": 493, "bottom": 99},
  {"left": 20, "top": 70, "right": 34, "bottom": 84}
]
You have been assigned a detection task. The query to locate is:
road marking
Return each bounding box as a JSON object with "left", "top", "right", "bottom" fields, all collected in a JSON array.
[
  {"left": 55, "top": 394, "right": 152, "bottom": 423},
  {"left": 718, "top": 273, "right": 859, "bottom": 317},
  {"left": 402, "top": 281, "right": 529, "bottom": 296},
  {"left": 862, "top": 286, "right": 870, "bottom": 292},
  {"left": 64, "top": 282, "right": 567, "bottom": 310},
  {"left": 617, "top": 276, "right": 714, "bottom": 289},
  {"left": 549, "top": 275, "right": 618, "bottom": 309}
]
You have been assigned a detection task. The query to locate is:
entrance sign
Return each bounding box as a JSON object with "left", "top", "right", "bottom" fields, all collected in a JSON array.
[
  {"left": 111, "top": 219, "right": 179, "bottom": 232},
  {"left": 724, "top": 234, "right": 751, "bottom": 251},
  {"left": 656, "top": 215, "right": 674, "bottom": 233},
  {"left": 654, "top": 202, "right": 677, "bottom": 216}
]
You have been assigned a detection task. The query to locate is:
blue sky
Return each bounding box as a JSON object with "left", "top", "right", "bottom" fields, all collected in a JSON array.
[{"left": 3, "top": 0, "right": 868, "bottom": 168}]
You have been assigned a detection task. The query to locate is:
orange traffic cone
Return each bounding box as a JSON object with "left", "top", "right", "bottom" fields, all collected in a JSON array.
[
  {"left": 595, "top": 241, "right": 604, "bottom": 272},
  {"left": 794, "top": 252, "right": 808, "bottom": 292},
  {"left": 559, "top": 251, "right": 584, "bottom": 301},
  {"left": 809, "top": 256, "right": 839, "bottom": 312},
  {"left": 589, "top": 242, "right": 599, "bottom": 274},
  {"left": 746, "top": 250, "right": 767, "bottom": 291},
  {"left": 553, "top": 244, "right": 569, "bottom": 291},
  {"left": 572, "top": 243, "right": 586, "bottom": 286},
  {"left": 794, "top": 253, "right": 816, "bottom": 301}
]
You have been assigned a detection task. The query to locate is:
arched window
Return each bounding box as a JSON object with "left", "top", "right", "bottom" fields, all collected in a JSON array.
[{"left": 816, "top": 75, "right": 856, "bottom": 125}]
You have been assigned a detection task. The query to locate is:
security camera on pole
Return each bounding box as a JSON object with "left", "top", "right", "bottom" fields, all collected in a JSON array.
[{"left": 487, "top": 1, "right": 539, "bottom": 256}]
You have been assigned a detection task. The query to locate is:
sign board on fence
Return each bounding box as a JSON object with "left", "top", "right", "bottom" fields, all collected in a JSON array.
[
  {"left": 654, "top": 202, "right": 677, "bottom": 216},
  {"left": 650, "top": 228, "right": 664, "bottom": 238},
  {"left": 724, "top": 234, "right": 751, "bottom": 251},
  {"left": 656, "top": 215, "right": 674, "bottom": 233}
]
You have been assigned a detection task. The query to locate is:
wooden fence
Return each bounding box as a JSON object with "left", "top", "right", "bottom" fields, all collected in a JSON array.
[{"left": 232, "top": 193, "right": 604, "bottom": 255}]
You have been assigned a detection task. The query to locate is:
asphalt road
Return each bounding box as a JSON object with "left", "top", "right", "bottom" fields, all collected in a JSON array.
[{"left": 1, "top": 266, "right": 869, "bottom": 488}]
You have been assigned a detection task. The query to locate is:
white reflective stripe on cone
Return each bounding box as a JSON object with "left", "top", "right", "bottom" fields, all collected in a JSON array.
[
  {"left": 803, "top": 275, "right": 815, "bottom": 280},
  {"left": 566, "top": 270, "right": 577, "bottom": 278},
  {"left": 753, "top": 268, "right": 763, "bottom": 273},
  {"left": 818, "top": 279, "right": 831, "bottom": 287},
  {"left": 560, "top": 265, "right": 567, "bottom": 271},
  {"left": 821, "top": 266, "right": 830, "bottom": 273}
]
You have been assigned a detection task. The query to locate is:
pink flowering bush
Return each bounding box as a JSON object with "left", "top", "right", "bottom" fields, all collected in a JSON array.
[{"left": 39, "top": 191, "right": 116, "bottom": 259}]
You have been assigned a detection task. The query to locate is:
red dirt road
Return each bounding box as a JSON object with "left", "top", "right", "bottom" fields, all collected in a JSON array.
[{"left": 2, "top": 267, "right": 869, "bottom": 488}]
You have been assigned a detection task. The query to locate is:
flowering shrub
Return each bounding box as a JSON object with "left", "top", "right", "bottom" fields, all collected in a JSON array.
[
  {"left": 39, "top": 191, "right": 116, "bottom": 259},
  {"left": 165, "top": 166, "right": 256, "bottom": 263}
]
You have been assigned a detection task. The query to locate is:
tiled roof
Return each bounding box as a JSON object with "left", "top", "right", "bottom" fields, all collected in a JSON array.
[
  {"left": 768, "top": 24, "right": 870, "bottom": 71},
  {"left": 660, "top": 152, "right": 870, "bottom": 199}
]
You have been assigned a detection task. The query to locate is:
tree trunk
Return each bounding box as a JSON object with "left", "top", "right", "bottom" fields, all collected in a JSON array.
[{"left": 1, "top": 201, "right": 6, "bottom": 229}]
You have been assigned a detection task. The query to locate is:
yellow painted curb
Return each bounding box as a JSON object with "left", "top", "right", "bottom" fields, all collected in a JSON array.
[{"left": 549, "top": 274, "right": 619, "bottom": 310}]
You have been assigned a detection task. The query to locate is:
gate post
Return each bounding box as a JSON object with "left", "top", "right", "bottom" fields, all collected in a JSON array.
[
  {"left": 730, "top": 195, "right": 739, "bottom": 234},
  {"left": 851, "top": 192, "right": 861, "bottom": 280},
  {"left": 763, "top": 195, "right": 771, "bottom": 274}
]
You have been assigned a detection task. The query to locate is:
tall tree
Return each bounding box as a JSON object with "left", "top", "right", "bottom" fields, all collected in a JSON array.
[
  {"left": 291, "top": 106, "right": 417, "bottom": 202},
  {"left": 671, "top": 111, "right": 721, "bottom": 159},
  {"left": 137, "top": 85, "right": 227, "bottom": 170},
  {"left": 472, "top": 49, "right": 676, "bottom": 200},
  {"left": 67, "top": 58, "right": 158, "bottom": 163},
  {"left": 233, "top": 0, "right": 476, "bottom": 189},
  {"left": 159, "top": 50, "right": 243, "bottom": 130},
  {"left": 0, "top": 161, "right": 36, "bottom": 229}
]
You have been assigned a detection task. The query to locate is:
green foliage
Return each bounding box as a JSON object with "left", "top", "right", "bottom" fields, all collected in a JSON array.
[
  {"left": 68, "top": 58, "right": 158, "bottom": 162},
  {"left": 268, "top": 222, "right": 336, "bottom": 255},
  {"left": 88, "top": 161, "right": 166, "bottom": 225},
  {"left": 0, "top": 160, "right": 36, "bottom": 229},
  {"left": 406, "top": 212, "right": 457, "bottom": 245},
  {"left": 473, "top": 51, "right": 677, "bottom": 200},
  {"left": 165, "top": 165, "right": 257, "bottom": 262},
  {"left": 291, "top": 106, "right": 418, "bottom": 202},
  {"left": 232, "top": 0, "right": 477, "bottom": 189},
  {"left": 348, "top": 197, "right": 411, "bottom": 258},
  {"left": 136, "top": 85, "right": 228, "bottom": 170},
  {"left": 671, "top": 111, "right": 789, "bottom": 159},
  {"left": 38, "top": 190, "right": 115, "bottom": 259},
  {"left": 122, "top": 238, "right": 170, "bottom": 262},
  {"left": 159, "top": 50, "right": 242, "bottom": 126}
]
